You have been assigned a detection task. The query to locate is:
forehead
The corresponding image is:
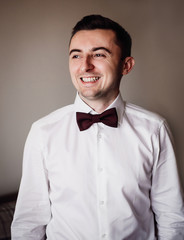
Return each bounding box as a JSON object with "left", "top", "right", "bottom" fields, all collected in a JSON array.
[{"left": 69, "top": 29, "right": 118, "bottom": 50}]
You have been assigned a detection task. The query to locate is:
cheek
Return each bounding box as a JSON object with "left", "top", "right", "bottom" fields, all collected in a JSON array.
[
  {"left": 111, "top": 61, "right": 123, "bottom": 76},
  {"left": 104, "top": 64, "right": 117, "bottom": 77},
  {"left": 71, "top": 77, "right": 79, "bottom": 90},
  {"left": 97, "top": 62, "right": 112, "bottom": 75},
  {"left": 69, "top": 62, "right": 79, "bottom": 75}
]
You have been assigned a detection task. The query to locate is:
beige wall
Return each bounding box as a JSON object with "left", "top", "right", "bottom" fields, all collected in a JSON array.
[{"left": 0, "top": 0, "right": 184, "bottom": 195}]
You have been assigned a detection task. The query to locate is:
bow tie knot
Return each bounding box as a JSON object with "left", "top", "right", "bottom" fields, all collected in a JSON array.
[
  {"left": 76, "top": 108, "right": 118, "bottom": 131},
  {"left": 91, "top": 114, "right": 101, "bottom": 123}
]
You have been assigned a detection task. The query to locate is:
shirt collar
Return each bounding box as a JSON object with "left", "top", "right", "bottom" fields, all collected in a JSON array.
[{"left": 74, "top": 93, "right": 125, "bottom": 126}]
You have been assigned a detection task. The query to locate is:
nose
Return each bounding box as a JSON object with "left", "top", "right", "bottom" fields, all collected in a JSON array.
[{"left": 81, "top": 56, "right": 94, "bottom": 72}]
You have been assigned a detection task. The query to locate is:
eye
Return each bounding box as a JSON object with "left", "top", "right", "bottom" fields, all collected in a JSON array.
[
  {"left": 72, "top": 55, "right": 80, "bottom": 59},
  {"left": 94, "top": 53, "right": 106, "bottom": 58}
]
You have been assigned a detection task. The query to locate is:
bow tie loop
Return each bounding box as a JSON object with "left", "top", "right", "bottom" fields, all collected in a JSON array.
[
  {"left": 76, "top": 108, "right": 118, "bottom": 131},
  {"left": 91, "top": 114, "right": 101, "bottom": 123}
]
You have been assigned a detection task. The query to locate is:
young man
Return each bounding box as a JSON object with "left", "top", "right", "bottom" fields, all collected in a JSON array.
[{"left": 11, "top": 15, "right": 184, "bottom": 239}]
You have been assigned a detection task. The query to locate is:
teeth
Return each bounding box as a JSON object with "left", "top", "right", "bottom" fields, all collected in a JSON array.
[{"left": 81, "top": 77, "right": 99, "bottom": 82}]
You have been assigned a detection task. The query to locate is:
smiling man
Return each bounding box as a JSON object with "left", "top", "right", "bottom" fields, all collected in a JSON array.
[
  {"left": 11, "top": 15, "right": 184, "bottom": 240},
  {"left": 69, "top": 29, "right": 133, "bottom": 113}
]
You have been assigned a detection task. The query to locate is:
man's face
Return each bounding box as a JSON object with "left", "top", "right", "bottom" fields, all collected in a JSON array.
[{"left": 69, "top": 29, "right": 124, "bottom": 105}]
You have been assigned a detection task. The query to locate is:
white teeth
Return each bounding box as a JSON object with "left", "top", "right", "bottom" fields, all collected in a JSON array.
[{"left": 81, "top": 77, "right": 99, "bottom": 82}]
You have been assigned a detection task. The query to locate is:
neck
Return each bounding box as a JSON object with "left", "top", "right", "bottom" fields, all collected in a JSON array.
[{"left": 79, "top": 92, "right": 119, "bottom": 113}]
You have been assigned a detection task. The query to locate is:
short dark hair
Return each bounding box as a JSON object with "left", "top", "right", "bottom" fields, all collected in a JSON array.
[{"left": 70, "top": 14, "right": 132, "bottom": 59}]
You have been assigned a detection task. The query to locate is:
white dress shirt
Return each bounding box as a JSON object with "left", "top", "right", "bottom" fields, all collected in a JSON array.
[{"left": 11, "top": 93, "right": 184, "bottom": 240}]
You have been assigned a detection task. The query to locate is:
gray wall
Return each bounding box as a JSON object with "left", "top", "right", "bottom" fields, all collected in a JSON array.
[{"left": 0, "top": 0, "right": 184, "bottom": 195}]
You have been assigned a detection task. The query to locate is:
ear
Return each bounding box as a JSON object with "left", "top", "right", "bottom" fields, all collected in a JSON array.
[{"left": 122, "top": 57, "right": 135, "bottom": 75}]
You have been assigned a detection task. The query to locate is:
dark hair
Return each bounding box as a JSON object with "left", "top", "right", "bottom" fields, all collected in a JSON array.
[{"left": 70, "top": 14, "right": 132, "bottom": 59}]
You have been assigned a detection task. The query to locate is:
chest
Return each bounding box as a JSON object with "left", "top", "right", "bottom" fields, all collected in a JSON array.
[{"left": 44, "top": 123, "right": 154, "bottom": 195}]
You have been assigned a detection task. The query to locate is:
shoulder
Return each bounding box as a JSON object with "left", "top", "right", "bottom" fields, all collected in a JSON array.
[
  {"left": 23, "top": 104, "right": 75, "bottom": 147},
  {"left": 124, "top": 102, "right": 166, "bottom": 134},
  {"left": 125, "top": 102, "right": 164, "bottom": 122},
  {"left": 32, "top": 104, "right": 75, "bottom": 130}
]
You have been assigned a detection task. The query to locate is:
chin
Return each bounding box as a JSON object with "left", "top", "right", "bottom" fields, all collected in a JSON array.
[{"left": 79, "top": 90, "right": 99, "bottom": 99}]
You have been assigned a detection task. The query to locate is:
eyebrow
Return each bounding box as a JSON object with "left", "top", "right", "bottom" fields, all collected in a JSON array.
[
  {"left": 69, "top": 47, "right": 112, "bottom": 56},
  {"left": 92, "top": 47, "right": 112, "bottom": 54},
  {"left": 69, "top": 49, "right": 81, "bottom": 55}
]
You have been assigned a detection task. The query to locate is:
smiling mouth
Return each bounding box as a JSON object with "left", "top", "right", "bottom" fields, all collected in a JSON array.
[{"left": 80, "top": 77, "right": 100, "bottom": 83}]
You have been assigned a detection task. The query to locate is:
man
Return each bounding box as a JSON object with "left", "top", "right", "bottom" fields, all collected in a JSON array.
[{"left": 11, "top": 15, "right": 184, "bottom": 239}]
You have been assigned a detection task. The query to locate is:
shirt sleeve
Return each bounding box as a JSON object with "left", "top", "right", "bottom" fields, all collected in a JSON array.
[
  {"left": 151, "top": 121, "right": 184, "bottom": 239},
  {"left": 11, "top": 122, "right": 51, "bottom": 239}
]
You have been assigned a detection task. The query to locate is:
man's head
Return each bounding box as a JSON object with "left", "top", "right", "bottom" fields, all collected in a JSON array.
[
  {"left": 70, "top": 14, "right": 132, "bottom": 60},
  {"left": 69, "top": 15, "right": 134, "bottom": 112}
]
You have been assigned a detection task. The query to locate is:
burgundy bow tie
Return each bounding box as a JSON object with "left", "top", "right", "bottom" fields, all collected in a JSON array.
[{"left": 76, "top": 108, "right": 118, "bottom": 131}]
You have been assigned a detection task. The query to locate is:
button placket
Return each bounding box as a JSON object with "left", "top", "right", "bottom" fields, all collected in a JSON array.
[
  {"left": 97, "top": 132, "right": 102, "bottom": 140},
  {"left": 96, "top": 126, "right": 108, "bottom": 240}
]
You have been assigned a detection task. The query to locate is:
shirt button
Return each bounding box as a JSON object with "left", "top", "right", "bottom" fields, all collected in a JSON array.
[
  {"left": 102, "top": 233, "right": 107, "bottom": 238},
  {"left": 100, "top": 201, "right": 105, "bottom": 205},
  {"left": 98, "top": 167, "right": 103, "bottom": 172},
  {"left": 98, "top": 133, "right": 102, "bottom": 139}
]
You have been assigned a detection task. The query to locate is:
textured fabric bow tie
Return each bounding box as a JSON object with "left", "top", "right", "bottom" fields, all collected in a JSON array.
[{"left": 76, "top": 108, "right": 118, "bottom": 131}]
